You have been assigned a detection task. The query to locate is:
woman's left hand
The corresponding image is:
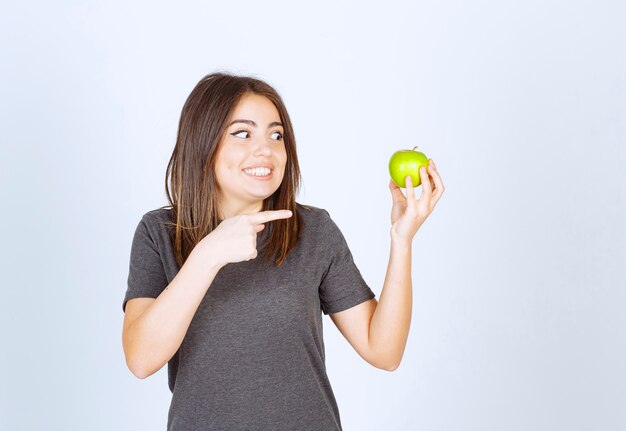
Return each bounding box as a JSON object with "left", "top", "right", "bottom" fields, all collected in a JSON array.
[{"left": 389, "top": 159, "right": 445, "bottom": 242}]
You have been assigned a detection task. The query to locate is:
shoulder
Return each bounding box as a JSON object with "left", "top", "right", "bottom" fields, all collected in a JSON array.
[
  {"left": 135, "top": 206, "right": 174, "bottom": 242},
  {"left": 294, "top": 202, "right": 331, "bottom": 221},
  {"left": 294, "top": 202, "right": 340, "bottom": 235},
  {"left": 141, "top": 206, "right": 174, "bottom": 225}
]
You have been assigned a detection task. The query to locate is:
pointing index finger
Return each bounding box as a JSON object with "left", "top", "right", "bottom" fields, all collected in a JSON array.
[{"left": 248, "top": 210, "right": 293, "bottom": 225}]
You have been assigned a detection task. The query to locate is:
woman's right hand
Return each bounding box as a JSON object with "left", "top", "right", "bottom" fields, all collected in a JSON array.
[{"left": 198, "top": 210, "right": 293, "bottom": 267}]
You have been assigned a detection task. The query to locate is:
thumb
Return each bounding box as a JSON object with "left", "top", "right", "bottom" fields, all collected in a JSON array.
[{"left": 389, "top": 178, "right": 405, "bottom": 203}]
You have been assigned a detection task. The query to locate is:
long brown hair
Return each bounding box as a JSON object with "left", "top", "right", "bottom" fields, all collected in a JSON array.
[{"left": 160, "top": 71, "right": 305, "bottom": 269}]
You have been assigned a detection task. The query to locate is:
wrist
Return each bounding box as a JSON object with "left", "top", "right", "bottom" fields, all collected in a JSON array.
[
  {"left": 191, "top": 239, "right": 225, "bottom": 273},
  {"left": 390, "top": 226, "right": 410, "bottom": 242},
  {"left": 390, "top": 230, "right": 412, "bottom": 247}
]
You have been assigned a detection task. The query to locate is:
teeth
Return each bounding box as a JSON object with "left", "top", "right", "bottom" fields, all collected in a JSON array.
[{"left": 243, "top": 167, "right": 271, "bottom": 176}]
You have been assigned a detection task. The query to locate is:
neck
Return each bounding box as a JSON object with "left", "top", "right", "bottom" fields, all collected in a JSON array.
[{"left": 218, "top": 200, "right": 264, "bottom": 220}]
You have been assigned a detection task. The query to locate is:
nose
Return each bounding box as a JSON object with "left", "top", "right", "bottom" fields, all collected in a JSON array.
[{"left": 252, "top": 138, "right": 273, "bottom": 157}]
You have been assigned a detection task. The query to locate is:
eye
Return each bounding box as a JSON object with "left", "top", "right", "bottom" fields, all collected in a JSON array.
[
  {"left": 231, "top": 130, "right": 250, "bottom": 139},
  {"left": 231, "top": 130, "right": 283, "bottom": 141}
]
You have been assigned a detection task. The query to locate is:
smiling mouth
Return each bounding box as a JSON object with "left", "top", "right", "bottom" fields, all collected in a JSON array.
[{"left": 242, "top": 169, "right": 273, "bottom": 180}]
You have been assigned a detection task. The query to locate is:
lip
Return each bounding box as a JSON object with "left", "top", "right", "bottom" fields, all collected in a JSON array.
[
  {"left": 242, "top": 170, "right": 273, "bottom": 181},
  {"left": 242, "top": 164, "right": 274, "bottom": 170},
  {"left": 242, "top": 165, "right": 274, "bottom": 181}
]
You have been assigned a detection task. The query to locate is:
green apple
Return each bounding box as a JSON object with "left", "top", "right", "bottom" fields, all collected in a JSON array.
[{"left": 388, "top": 146, "right": 429, "bottom": 188}]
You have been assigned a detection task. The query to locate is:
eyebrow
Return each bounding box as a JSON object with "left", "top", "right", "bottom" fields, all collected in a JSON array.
[{"left": 228, "top": 119, "right": 283, "bottom": 128}]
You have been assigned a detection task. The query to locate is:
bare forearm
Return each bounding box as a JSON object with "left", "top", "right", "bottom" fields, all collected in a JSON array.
[
  {"left": 124, "top": 247, "right": 222, "bottom": 378},
  {"left": 368, "top": 237, "right": 412, "bottom": 370}
]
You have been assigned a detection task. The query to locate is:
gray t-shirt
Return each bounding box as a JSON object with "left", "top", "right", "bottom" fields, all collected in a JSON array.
[{"left": 123, "top": 202, "right": 376, "bottom": 430}]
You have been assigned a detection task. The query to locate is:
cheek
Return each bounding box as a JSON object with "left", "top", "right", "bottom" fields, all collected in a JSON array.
[
  {"left": 217, "top": 146, "right": 246, "bottom": 172},
  {"left": 277, "top": 146, "right": 288, "bottom": 166},
  {"left": 214, "top": 161, "right": 236, "bottom": 187}
]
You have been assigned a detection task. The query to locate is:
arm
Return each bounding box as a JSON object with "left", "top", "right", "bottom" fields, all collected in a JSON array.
[
  {"left": 331, "top": 160, "right": 444, "bottom": 371},
  {"left": 367, "top": 237, "right": 412, "bottom": 370},
  {"left": 123, "top": 209, "right": 292, "bottom": 379},
  {"left": 122, "top": 243, "right": 223, "bottom": 379},
  {"left": 329, "top": 237, "right": 411, "bottom": 372}
]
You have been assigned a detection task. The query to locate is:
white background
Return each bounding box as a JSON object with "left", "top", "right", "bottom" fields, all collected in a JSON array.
[{"left": 1, "top": 1, "right": 625, "bottom": 430}]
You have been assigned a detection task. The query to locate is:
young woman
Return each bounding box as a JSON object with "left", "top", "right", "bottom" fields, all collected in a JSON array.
[{"left": 122, "top": 72, "right": 444, "bottom": 430}]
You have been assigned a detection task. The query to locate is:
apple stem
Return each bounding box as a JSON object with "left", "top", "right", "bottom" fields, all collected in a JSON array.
[{"left": 412, "top": 146, "right": 418, "bottom": 151}]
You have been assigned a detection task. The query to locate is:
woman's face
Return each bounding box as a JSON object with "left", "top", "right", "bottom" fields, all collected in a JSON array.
[{"left": 214, "top": 93, "right": 288, "bottom": 219}]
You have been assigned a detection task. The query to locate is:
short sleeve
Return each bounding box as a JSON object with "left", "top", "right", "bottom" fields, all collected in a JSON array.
[
  {"left": 122, "top": 213, "right": 169, "bottom": 313},
  {"left": 318, "top": 209, "right": 376, "bottom": 315}
]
